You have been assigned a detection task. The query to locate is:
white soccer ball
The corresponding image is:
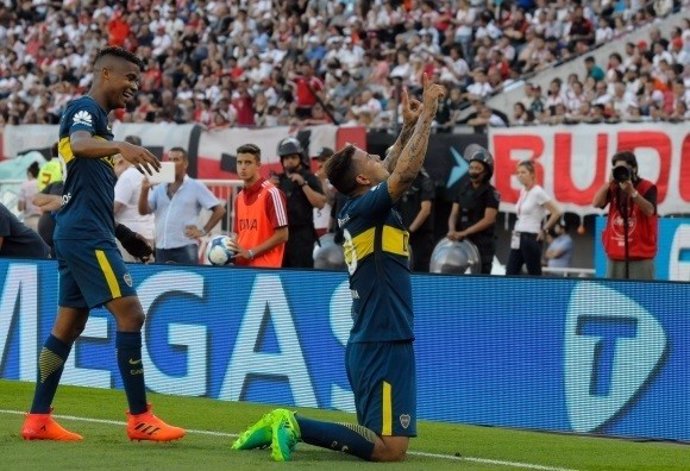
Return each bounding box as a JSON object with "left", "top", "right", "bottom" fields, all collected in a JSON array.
[{"left": 205, "top": 235, "right": 236, "bottom": 266}]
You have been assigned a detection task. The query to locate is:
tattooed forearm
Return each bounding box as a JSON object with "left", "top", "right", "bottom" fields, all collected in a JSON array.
[
  {"left": 393, "top": 112, "right": 435, "bottom": 184},
  {"left": 383, "top": 120, "right": 416, "bottom": 172}
]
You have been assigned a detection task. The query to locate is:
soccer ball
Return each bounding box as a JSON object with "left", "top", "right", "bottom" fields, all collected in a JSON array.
[{"left": 205, "top": 235, "right": 236, "bottom": 265}]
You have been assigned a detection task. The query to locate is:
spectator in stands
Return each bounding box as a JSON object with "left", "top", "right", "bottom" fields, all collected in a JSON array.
[
  {"left": 593, "top": 151, "right": 657, "bottom": 280},
  {"left": 229, "top": 143, "right": 288, "bottom": 268},
  {"left": 0, "top": 202, "right": 50, "bottom": 259},
  {"left": 0, "top": 0, "right": 686, "bottom": 129},
  {"left": 138, "top": 147, "right": 225, "bottom": 264},
  {"left": 584, "top": 56, "right": 606, "bottom": 82},
  {"left": 291, "top": 60, "right": 325, "bottom": 120},
  {"left": 114, "top": 135, "right": 155, "bottom": 263},
  {"left": 506, "top": 160, "right": 562, "bottom": 276},
  {"left": 273, "top": 137, "right": 326, "bottom": 268},
  {"left": 17, "top": 161, "right": 41, "bottom": 232}
]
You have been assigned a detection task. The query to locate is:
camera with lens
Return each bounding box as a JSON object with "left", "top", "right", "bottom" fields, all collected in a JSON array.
[{"left": 612, "top": 165, "right": 631, "bottom": 182}]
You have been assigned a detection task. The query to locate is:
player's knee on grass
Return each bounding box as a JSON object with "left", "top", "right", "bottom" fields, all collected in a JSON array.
[
  {"left": 371, "top": 436, "right": 409, "bottom": 462},
  {"left": 107, "top": 296, "right": 146, "bottom": 331}
]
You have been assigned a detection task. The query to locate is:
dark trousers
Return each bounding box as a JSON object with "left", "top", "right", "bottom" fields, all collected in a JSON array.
[
  {"left": 155, "top": 244, "right": 198, "bottom": 265},
  {"left": 283, "top": 227, "right": 315, "bottom": 268},
  {"left": 410, "top": 231, "right": 434, "bottom": 272},
  {"left": 472, "top": 238, "right": 495, "bottom": 275},
  {"left": 506, "top": 232, "right": 542, "bottom": 276}
]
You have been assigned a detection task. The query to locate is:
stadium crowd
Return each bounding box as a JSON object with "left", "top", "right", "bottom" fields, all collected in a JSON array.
[{"left": 0, "top": 0, "right": 688, "bottom": 132}]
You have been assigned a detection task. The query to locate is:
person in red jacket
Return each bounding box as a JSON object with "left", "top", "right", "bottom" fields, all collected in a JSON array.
[{"left": 593, "top": 151, "right": 658, "bottom": 279}]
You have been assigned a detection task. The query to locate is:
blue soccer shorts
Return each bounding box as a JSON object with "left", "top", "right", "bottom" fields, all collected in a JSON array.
[
  {"left": 55, "top": 238, "right": 136, "bottom": 309},
  {"left": 345, "top": 340, "right": 417, "bottom": 437}
]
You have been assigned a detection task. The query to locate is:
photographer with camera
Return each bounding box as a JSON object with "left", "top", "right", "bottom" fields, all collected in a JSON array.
[{"left": 593, "top": 151, "right": 657, "bottom": 280}]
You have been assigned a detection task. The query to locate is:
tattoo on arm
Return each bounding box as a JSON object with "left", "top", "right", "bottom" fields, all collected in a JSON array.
[
  {"left": 393, "top": 113, "right": 434, "bottom": 187},
  {"left": 383, "top": 121, "right": 415, "bottom": 172}
]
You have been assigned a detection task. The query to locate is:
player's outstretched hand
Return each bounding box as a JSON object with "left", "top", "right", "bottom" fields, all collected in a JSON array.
[
  {"left": 400, "top": 87, "right": 422, "bottom": 126},
  {"left": 420, "top": 73, "right": 446, "bottom": 115},
  {"left": 119, "top": 141, "right": 161, "bottom": 176}
]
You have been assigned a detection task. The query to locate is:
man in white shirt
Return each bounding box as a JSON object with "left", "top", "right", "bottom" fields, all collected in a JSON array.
[{"left": 114, "top": 136, "right": 155, "bottom": 262}]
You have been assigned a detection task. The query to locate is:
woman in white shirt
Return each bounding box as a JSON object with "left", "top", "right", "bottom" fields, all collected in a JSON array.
[{"left": 506, "top": 160, "right": 563, "bottom": 276}]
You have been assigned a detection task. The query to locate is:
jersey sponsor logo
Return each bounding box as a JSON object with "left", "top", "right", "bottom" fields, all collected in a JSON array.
[
  {"left": 565, "top": 283, "right": 667, "bottom": 432},
  {"left": 62, "top": 192, "right": 72, "bottom": 206},
  {"left": 72, "top": 110, "right": 93, "bottom": 127},
  {"left": 238, "top": 218, "right": 258, "bottom": 231},
  {"left": 399, "top": 414, "right": 411, "bottom": 429}
]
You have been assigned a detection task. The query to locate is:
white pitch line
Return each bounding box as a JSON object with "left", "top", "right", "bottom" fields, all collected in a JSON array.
[{"left": 0, "top": 409, "right": 578, "bottom": 471}]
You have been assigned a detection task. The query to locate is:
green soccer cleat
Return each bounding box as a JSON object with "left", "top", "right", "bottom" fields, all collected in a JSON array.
[
  {"left": 270, "top": 409, "right": 301, "bottom": 462},
  {"left": 231, "top": 411, "right": 275, "bottom": 450}
]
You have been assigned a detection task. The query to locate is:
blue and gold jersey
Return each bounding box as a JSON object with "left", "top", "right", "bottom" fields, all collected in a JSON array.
[
  {"left": 338, "top": 181, "right": 414, "bottom": 343},
  {"left": 54, "top": 96, "right": 116, "bottom": 240}
]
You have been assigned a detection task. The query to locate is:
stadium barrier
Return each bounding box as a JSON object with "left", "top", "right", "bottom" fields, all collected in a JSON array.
[{"left": 1, "top": 259, "right": 687, "bottom": 442}]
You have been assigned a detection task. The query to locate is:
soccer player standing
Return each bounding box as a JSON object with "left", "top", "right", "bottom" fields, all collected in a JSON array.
[
  {"left": 232, "top": 74, "right": 444, "bottom": 461},
  {"left": 228, "top": 143, "right": 288, "bottom": 268},
  {"left": 21, "top": 47, "right": 185, "bottom": 442}
]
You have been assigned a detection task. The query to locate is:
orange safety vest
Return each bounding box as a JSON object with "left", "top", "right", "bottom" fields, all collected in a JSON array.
[{"left": 234, "top": 178, "right": 287, "bottom": 268}]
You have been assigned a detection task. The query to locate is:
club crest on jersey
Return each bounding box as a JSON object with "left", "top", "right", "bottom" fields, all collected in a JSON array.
[
  {"left": 399, "top": 414, "right": 411, "bottom": 429},
  {"left": 72, "top": 110, "right": 93, "bottom": 127},
  {"left": 123, "top": 273, "right": 133, "bottom": 287}
]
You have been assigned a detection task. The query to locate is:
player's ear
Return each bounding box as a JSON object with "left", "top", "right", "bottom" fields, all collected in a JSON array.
[{"left": 355, "top": 173, "right": 370, "bottom": 186}]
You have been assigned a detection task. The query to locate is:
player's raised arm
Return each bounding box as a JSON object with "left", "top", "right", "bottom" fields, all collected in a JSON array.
[
  {"left": 387, "top": 74, "right": 445, "bottom": 202},
  {"left": 381, "top": 87, "right": 422, "bottom": 173}
]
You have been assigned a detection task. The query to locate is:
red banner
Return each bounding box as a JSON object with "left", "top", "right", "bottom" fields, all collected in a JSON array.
[{"left": 490, "top": 123, "right": 690, "bottom": 216}]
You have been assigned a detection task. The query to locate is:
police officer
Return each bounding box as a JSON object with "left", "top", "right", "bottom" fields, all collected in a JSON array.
[
  {"left": 447, "top": 144, "right": 500, "bottom": 274},
  {"left": 273, "top": 137, "right": 326, "bottom": 268},
  {"left": 398, "top": 168, "right": 435, "bottom": 272}
]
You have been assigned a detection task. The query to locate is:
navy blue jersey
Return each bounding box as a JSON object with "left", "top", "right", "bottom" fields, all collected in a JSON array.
[
  {"left": 338, "top": 181, "right": 413, "bottom": 343},
  {"left": 54, "top": 96, "right": 116, "bottom": 240}
]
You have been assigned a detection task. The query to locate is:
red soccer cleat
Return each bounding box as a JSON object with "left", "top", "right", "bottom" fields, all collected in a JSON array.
[
  {"left": 21, "top": 410, "right": 83, "bottom": 441},
  {"left": 126, "top": 404, "right": 185, "bottom": 442}
]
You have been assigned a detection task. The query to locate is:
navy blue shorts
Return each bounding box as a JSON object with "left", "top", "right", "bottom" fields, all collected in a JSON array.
[
  {"left": 346, "top": 341, "right": 417, "bottom": 437},
  {"left": 55, "top": 238, "right": 136, "bottom": 309}
]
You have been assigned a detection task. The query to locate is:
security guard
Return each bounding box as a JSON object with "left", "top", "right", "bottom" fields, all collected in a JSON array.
[
  {"left": 447, "top": 144, "right": 500, "bottom": 274},
  {"left": 274, "top": 137, "right": 326, "bottom": 268}
]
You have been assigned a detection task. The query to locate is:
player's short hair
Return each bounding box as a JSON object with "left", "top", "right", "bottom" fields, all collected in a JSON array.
[
  {"left": 236, "top": 143, "right": 261, "bottom": 162},
  {"left": 169, "top": 146, "right": 188, "bottom": 160},
  {"left": 324, "top": 144, "right": 358, "bottom": 196},
  {"left": 93, "top": 47, "right": 144, "bottom": 71}
]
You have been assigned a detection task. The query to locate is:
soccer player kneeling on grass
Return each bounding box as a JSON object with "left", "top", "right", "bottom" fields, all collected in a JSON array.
[
  {"left": 21, "top": 47, "right": 184, "bottom": 443},
  {"left": 232, "top": 74, "right": 445, "bottom": 462}
]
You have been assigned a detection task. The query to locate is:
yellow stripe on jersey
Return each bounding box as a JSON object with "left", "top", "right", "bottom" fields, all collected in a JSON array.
[
  {"left": 59, "top": 136, "right": 115, "bottom": 168},
  {"left": 382, "top": 381, "right": 393, "bottom": 436},
  {"left": 58, "top": 136, "right": 75, "bottom": 164},
  {"left": 345, "top": 227, "right": 375, "bottom": 265},
  {"left": 381, "top": 225, "right": 410, "bottom": 257},
  {"left": 95, "top": 250, "right": 121, "bottom": 299}
]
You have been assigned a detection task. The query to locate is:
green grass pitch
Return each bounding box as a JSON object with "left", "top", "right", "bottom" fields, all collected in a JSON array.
[{"left": 0, "top": 380, "right": 686, "bottom": 470}]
